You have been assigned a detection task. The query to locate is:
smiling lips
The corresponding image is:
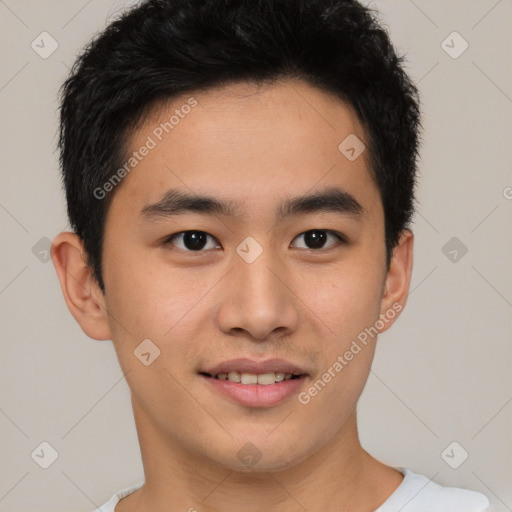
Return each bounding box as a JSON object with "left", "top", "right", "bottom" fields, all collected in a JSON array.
[
  {"left": 200, "top": 358, "right": 309, "bottom": 407},
  {"left": 200, "top": 357, "right": 308, "bottom": 383},
  {"left": 212, "top": 371, "right": 297, "bottom": 385}
]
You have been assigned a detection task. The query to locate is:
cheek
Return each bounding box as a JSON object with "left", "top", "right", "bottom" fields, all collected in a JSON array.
[
  {"left": 300, "top": 262, "right": 384, "bottom": 345},
  {"left": 103, "top": 252, "right": 219, "bottom": 370},
  {"left": 296, "top": 269, "right": 383, "bottom": 433}
]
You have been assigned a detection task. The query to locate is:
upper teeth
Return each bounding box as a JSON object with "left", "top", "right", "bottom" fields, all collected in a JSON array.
[{"left": 215, "top": 371, "right": 294, "bottom": 385}]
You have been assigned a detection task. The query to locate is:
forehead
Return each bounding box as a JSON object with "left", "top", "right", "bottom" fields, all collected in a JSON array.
[
  {"left": 141, "top": 79, "right": 367, "bottom": 153},
  {"left": 111, "top": 79, "right": 378, "bottom": 219}
]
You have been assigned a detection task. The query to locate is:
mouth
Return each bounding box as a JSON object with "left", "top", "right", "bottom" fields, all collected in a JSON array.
[
  {"left": 199, "top": 371, "right": 303, "bottom": 385},
  {"left": 198, "top": 358, "right": 309, "bottom": 407}
]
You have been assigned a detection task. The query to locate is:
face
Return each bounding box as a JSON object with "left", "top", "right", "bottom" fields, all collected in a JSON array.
[{"left": 94, "top": 79, "right": 406, "bottom": 472}]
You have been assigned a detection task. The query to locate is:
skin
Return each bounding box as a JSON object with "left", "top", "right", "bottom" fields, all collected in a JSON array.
[{"left": 52, "top": 79, "right": 413, "bottom": 512}]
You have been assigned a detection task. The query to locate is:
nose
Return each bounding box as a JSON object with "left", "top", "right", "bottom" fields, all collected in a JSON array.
[{"left": 216, "top": 246, "right": 300, "bottom": 341}]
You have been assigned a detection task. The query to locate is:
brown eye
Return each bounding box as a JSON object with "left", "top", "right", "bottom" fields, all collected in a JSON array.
[
  {"left": 165, "top": 231, "right": 220, "bottom": 251},
  {"left": 291, "top": 230, "right": 345, "bottom": 250}
]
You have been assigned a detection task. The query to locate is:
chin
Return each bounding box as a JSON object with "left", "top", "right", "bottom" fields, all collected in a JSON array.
[{"left": 202, "top": 434, "right": 318, "bottom": 474}]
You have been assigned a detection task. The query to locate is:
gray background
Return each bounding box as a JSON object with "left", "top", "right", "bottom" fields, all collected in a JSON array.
[{"left": 1, "top": 0, "right": 511, "bottom": 510}]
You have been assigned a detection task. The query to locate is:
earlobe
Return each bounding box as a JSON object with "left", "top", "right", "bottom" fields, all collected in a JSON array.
[
  {"left": 378, "top": 230, "right": 414, "bottom": 333},
  {"left": 51, "top": 232, "right": 112, "bottom": 341}
]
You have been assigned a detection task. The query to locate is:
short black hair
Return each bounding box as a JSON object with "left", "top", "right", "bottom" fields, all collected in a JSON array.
[{"left": 58, "top": 0, "right": 422, "bottom": 292}]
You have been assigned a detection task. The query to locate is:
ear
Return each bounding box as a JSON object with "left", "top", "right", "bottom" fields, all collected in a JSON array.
[
  {"left": 378, "top": 230, "right": 414, "bottom": 334},
  {"left": 51, "top": 232, "right": 112, "bottom": 340}
]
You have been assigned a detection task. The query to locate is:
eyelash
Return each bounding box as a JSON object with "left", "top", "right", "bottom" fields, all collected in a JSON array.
[{"left": 163, "top": 229, "right": 347, "bottom": 253}]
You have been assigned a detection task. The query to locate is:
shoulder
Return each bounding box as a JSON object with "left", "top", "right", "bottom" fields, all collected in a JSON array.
[
  {"left": 376, "top": 468, "right": 490, "bottom": 512},
  {"left": 90, "top": 482, "right": 144, "bottom": 512}
]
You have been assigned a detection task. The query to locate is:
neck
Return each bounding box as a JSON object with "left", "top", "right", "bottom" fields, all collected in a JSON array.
[{"left": 117, "top": 395, "right": 402, "bottom": 512}]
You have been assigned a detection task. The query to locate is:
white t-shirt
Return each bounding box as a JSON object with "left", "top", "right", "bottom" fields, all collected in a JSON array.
[{"left": 92, "top": 467, "right": 489, "bottom": 512}]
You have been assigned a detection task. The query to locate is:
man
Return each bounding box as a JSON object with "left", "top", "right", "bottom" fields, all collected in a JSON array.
[{"left": 51, "top": 0, "right": 489, "bottom": 510}]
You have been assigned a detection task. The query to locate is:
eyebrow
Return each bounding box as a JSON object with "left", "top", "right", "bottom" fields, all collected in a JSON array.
[{"left": 140, "top": 185, "right": 364, "bottom": 222}]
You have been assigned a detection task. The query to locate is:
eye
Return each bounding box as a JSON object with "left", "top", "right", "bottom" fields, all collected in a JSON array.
[
  {"left": 164, "top": 229, "right": 345, "bottom": 253},
  {"left": 291, "top": 229, "right": 345, "bottom": 250},
  {"left": 164, "top": 230, "right": 220, "bottom": 252}
]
